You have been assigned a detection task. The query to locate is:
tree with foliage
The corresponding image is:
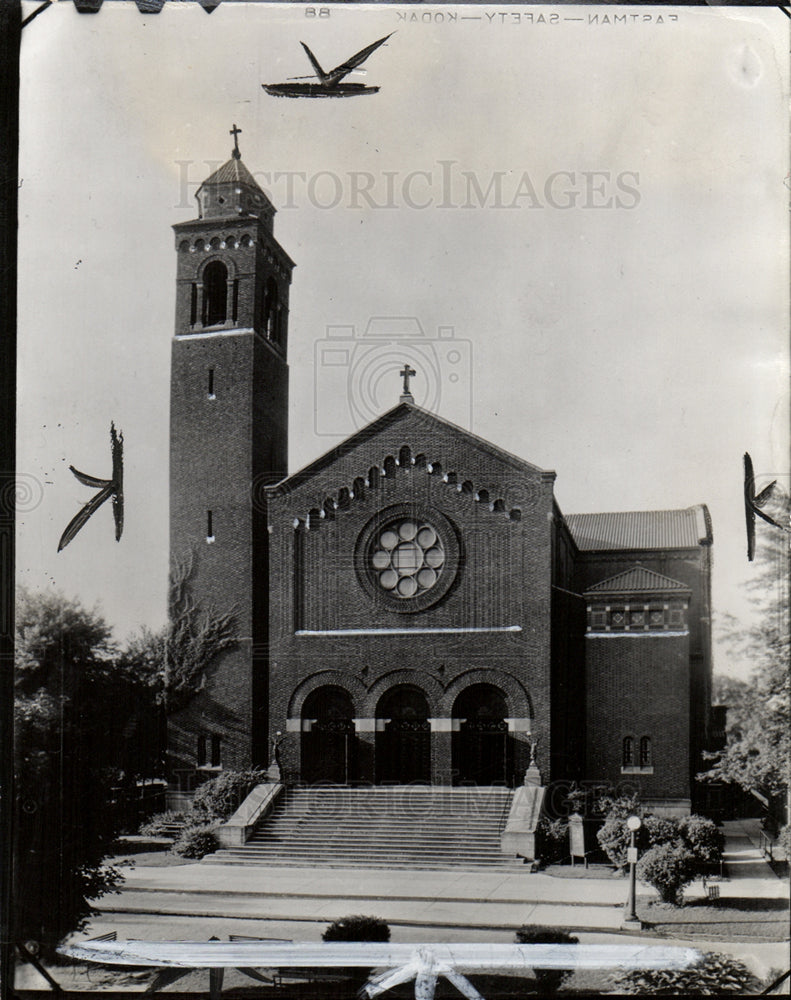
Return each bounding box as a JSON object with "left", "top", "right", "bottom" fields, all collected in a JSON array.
[
  {"left": 699, "top": 489, "right": 789, "bottom": 807},
  {"left": 118, "top": 550, "right": 237, "bottom": 712},
  {"left": 13, "top": 589, "right": 129, "bottom": 954}
]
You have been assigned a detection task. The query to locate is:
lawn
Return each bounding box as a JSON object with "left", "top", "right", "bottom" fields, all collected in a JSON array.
[
  {"left": 107, "top": 836, "right": 192, "bottom": 868},
  {"left": 637, "top": 896, "right": 790, "bottom": 943}
]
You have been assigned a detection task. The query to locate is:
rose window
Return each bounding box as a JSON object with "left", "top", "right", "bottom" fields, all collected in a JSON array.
[{"left": 370, "top": 520, "right": 445, "bottom": 599}]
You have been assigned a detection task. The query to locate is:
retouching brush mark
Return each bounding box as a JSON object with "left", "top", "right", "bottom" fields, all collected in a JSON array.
[
  {"left": 743, "top": 451, "right": 787, "bottom": 562},
  {"left": 58, "top": 423, "right": 124, "bottom": 552}
]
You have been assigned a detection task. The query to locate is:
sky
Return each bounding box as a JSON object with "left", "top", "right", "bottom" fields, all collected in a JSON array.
[{"left": 16, "top": 2, "right": 789, "bottom": 677}]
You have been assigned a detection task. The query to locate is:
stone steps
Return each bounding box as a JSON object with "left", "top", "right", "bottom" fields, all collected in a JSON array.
[{"left": 204, "top": 786, "right": 520, "bottom": 870}]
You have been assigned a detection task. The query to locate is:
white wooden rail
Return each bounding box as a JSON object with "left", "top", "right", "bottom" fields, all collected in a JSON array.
[{"left": 59, "top": 939, "right": 702, "bottom": 1000}]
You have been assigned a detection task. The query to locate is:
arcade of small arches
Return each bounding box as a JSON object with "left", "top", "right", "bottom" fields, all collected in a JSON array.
[
  {"left": 178, "top": 234, "right": 290, "bottom": 279},
  {"left": 180, "top": 234, "right": 255, "bottom": 253},
  {"left": 282, "top": 675, "right": 533, "bottom": 787},
  {"left": 290, "top": 445, "right": 524, "bottom": 534}
]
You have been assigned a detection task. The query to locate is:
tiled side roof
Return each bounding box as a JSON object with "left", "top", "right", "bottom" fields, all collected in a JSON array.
[
  {"left": 198, "top": 157, "right": 263, "bottom": 192},
  {"left": 585, "top": 565, "right": 691, "bottom": 597},
  {"left": 566, "top": 506, "right": 710, "bottom": 551}
]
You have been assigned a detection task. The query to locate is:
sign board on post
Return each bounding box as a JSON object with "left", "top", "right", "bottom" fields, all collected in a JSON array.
[
  {"left": 627, "top": 847, "right": 639, "bottom": 864},
  {"left": 569, "top": 813, "right": 586, "bottom": 865}
]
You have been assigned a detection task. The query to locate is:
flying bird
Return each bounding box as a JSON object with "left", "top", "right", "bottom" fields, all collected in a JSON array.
[
  {"left": 263, "top": 33, "right": 393, "bottom": 98},
  {"left": 743, "top": 451, "right": 786, "bottom": 561},
  {"left": 58, "top": 422, "right": 124, "bottom": 552}
]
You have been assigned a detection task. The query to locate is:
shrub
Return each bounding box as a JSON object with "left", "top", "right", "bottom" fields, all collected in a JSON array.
[
  {"left": 322, "top": 915, "right": 390, "bottom": 988},
  {"left": 680, "top": 815, "right": 725, "bottom": 864},
  {"left": 596, "top": 814, "right": 631, "bottom": 870},
  {"left": 594, "top": 792, "right": 641, "bottom": 819},
  {"left": 190, "top": 769, "right": 266, "bottom": 823},
  {"left": 536, "top": 817, "right": 569, "bottom": 864},
  {"left": 515, "top": 926, "right": 579, "bottom": 994},
  {"left": 595, "top": 795, "right": 643, "bottom": 869},
  {"left": 609, "top": 951, "right": 762, "bottom": 994},
  {"left": 172, "top": 824, "right": 219, "bottom": 859},
  {"left": 643, "top": 815, "right": 680, "bottom": 847},
  {"left": 138, "top": 810, "right": 186, "bottom": 837},
  {"left": 322, "top": 915, "right": 391, "bottom": 942},
  {"left": 637, "top": 842, "right": 696, "bottom": 904},
  {"left": 565, "top": 783, "right": 588, "bottom": 816},
  {"left": 777, "top": 823, "right": 791, "bottom": 859}
]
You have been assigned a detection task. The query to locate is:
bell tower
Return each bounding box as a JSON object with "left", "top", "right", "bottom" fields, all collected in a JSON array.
[{"left": 168, "top": 127, "right": 294, "bottom": 778}]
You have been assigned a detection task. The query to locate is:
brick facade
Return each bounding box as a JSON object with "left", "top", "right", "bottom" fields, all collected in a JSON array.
[
  {"left": 265, "top": 408, "right": 555, "bottom": 786},
  {"left": 167, "top": 151, "right": 713, "bottom": 812}
]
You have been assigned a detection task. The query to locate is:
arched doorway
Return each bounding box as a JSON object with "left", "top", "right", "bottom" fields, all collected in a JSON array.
[
  {"left": 452, "top": 684, "right": 511, "bottom": 786},
  {"left": 375, "top": 686, "right": 431, "bottom": 785},
  {"left": 301, "top": 686, "right": 356, "bottom": 785}
]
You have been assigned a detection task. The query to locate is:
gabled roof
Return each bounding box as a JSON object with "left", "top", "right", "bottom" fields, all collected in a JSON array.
[
  {"left": 268, "top": 401, "right": 553, "bottom": 496},
  {"left": 566, "top": 506, "right": 711, "bottom": 552},
  {"left": 584, "top": 565, "right": 691, "bottom": 597},
  {"left": 197, "top": 157, "right": 265, "bottom": 193}
]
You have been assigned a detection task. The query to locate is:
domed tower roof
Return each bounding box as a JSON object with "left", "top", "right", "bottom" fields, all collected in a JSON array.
[{"left": 194, "top": 125, "right": 275, "bottom": 223}]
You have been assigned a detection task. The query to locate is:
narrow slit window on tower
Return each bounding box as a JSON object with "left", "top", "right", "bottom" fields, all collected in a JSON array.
[
  {"left": 208, "top": 368, "right": 215, "bottom": 399},
  {"left": 622, "top": 736, "right": 635, "bottom": 767},
  {"left": 639, "top": 736, "right": 652, "bottom": 767},
  {"left": 197, "top": 734, "right": 207, "bottom": 767},
  {"left": 232, "top": 279, "right": 239, "bottom": 323},
  {"left": 207, "top": 510, "right": 214, "bottom": 543},
  {"left": 211, "top": 734, "right": 222, "bottom": 768},
  {"left": 190, "top": 283, "right": 198, "bottom": 326}
]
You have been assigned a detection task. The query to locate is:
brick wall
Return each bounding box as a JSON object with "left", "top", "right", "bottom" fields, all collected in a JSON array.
[{"left": 585, "top": 631, "right": 691, "bottom": 806}]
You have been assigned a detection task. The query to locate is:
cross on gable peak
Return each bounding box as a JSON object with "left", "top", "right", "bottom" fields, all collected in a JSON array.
[{"left": 400, "top": 363, "right": 417, "bottom": 402}]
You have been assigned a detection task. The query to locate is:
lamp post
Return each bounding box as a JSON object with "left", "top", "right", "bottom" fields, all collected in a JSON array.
[{"left": 622, "top": 815, "right": 642, "bottom": 930}]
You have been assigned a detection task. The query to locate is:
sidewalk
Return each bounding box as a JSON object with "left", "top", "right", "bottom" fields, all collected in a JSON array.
[
  {"left": 717, "top": 819, "right": 790, "bottom": 899},
  {"left": 100, "top": 864, "right": 630, "bottom": 931},
  {"left": 96, "top": 817, "right": 788, "bottom": 934}
]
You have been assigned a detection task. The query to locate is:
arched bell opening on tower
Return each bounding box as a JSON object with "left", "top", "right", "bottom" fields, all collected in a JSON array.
[
  {"left": 202, "top": 260, "right": 229, "bottom": 327},
  {"left": 263, "top": 276, "right": 285, "bottom": 347}
]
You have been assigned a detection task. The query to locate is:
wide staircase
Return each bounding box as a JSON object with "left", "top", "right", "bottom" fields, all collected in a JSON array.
[{"left": 206, "top": 785, "right": 526, "bottom": 871}]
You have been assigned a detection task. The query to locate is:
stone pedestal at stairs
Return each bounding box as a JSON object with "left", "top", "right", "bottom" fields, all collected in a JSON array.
[
  {"left": 500, "top": 770, "right": 545, "bottom": 861},
  {"left": 216, "top": 783, "right": 283, "bottom": 849}
]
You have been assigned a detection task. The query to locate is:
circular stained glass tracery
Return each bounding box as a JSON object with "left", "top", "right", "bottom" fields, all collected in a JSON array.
[{"left": 370, "top": 520, "right": 446, "bottom": 599}]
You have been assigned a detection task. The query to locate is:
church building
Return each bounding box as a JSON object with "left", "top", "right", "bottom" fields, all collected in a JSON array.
[{"left": 167, "top": 139, "right": 713, "bottom": 818}]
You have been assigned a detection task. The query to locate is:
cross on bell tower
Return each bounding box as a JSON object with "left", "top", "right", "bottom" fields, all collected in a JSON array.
[
  {"left": 400, "top": 363, "right": 416, "bottom": 403},
  {"left": 230, "top": 123, "right": 242, "bottom": 160}
]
